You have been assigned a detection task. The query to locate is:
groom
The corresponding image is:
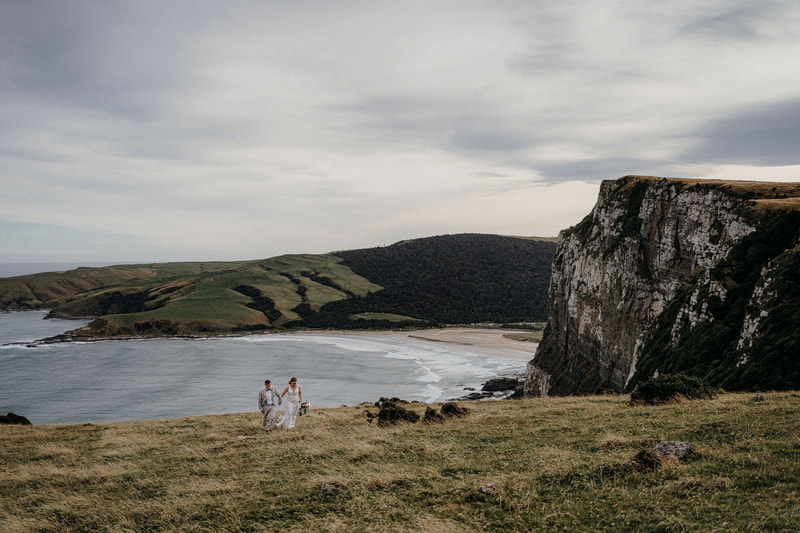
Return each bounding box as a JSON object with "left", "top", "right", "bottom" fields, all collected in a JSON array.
[{"left": 258, "top": 379, "right": 282, "bottom": 431}]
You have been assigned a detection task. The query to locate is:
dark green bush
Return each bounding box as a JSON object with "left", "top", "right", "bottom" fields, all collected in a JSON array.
[{"left": 630, "top": 372, "right": 717, "bottom": 405}]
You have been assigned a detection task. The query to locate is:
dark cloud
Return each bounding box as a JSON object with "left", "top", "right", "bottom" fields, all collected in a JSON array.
[
  {"left": 333, "top": 93, "right": 538, "bottom": 156},
  {"left": 679, "top": 3, "right": 779, "bottom": 40},
  {"left": 533, "top": 157, "right": 665, "bottom": 183},
  {"left": 2, "top": 1, "right": 800, "bottom": 261},
  {"left": 1, "top": 3, "right": 165, "bottom": 116},
  {"left": 682, "top": 98, "right": 800, "bottom": 166}
]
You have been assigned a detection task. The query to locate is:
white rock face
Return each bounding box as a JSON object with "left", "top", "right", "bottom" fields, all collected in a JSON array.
[
  {"left": 525, "top": 177, "right": 755, "bottom": 396},
  {"left": 736, "top": 265, "right": 776, "bottom": 365}
]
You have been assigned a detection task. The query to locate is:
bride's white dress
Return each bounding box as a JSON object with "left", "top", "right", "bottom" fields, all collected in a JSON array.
[{"left": 277, "top": 385, "right": 301, "bottom": 429}]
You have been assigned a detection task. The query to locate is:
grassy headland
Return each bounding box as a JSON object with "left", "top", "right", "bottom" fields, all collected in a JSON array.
[
  {"left": 2, "top": 392, "right": 798, "bottom": 531},
  {"left": 0, "top": 234, "right": 556, "bottom": 340}
]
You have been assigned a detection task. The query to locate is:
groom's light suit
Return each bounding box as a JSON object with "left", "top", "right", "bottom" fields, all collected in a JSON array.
[{"left": 258, "top": 387, "right": 282, "bottom": 430}]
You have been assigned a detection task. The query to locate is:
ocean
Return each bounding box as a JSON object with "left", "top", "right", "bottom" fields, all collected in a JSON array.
[{"left": 0, "top": 311, "right": 527, "bottom": 425}]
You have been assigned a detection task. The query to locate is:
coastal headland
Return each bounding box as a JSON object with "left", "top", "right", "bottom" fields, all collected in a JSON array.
[
  {"left": 0, "top": 234, "right": 556, "bottom": 341},
  {"left": 2, "top": 391, "right": 798, "bottom": 531}
]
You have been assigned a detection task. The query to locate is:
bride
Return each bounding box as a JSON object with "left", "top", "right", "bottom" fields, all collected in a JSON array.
[{"left": 276, "top": 377, "right": 303, "bottom": 429}]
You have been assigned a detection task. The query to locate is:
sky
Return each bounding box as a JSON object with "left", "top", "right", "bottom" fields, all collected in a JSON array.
[{"left": 2, "top": 1, "right": 800, "bottom": 264}]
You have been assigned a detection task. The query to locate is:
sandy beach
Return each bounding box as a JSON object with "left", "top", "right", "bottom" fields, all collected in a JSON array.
[
  {"left": 406, "top": 328, "right": 537, "bottom": 361},
  {"left": 304, "top": 327, "right": 538, "bottom": 362}
]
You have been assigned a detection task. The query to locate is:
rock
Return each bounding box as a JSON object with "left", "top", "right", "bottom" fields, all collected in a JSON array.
[
  {"left": 452, "top": 391, "right": 494, "bottom": 401},
  {"left": 652, "top": 441, "right": 695, "bottom": 462},
  {"left": 481, "top": 377, "right": 520, "bottom": 392},
  {"left": 0, "top": 413, "right": 32, "bottom": 425},
  {"left": 524, "top": 365, "right": 551, "bottom": 397},
  {"left": 441, "top": 402, "right": 470, "bottom": 418},
  {"left": 374, "top": 397, "right": 408, "bottom": 407},
  {"left": 621, "top": 441, "right": 696, "bottom": 472},
  {"left": 526, "top": 176, "right": 800, "bottom": 396},
  {"left": 478, "top": 483, "right": 496, "bottom": 495},
  {"left": 364, "top": 398, "right": 419, "bottom": 427},
  {"left": 422, "top": 407, "right": 444, "bottom": 424}
]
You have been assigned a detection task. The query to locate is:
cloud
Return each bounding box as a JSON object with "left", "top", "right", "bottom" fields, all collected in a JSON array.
[
  {"left": 1, "top": 1, "right": 800, "bottom": 262},
  {"left": 682, "top": 98, "right": 800, "bottom": 166}
]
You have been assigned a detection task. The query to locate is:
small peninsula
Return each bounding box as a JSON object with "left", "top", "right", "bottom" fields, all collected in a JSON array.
[{"left": 0, "top": 234, "right": 556, "bottom": 341}]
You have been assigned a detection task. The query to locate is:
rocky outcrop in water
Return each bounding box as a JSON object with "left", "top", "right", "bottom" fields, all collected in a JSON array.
[{"left": 526, "top": 176, "right": 800, "bottom": 396}]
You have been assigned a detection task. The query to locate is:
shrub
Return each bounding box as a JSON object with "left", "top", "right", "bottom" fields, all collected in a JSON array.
[{"left": 630, "top": 372, "right": 717, "bottom": 405}]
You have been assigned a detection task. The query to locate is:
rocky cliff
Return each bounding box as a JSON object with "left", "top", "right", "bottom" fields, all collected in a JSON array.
[{"left": 525, "top": 176, "right": 800, "bottom": 396}]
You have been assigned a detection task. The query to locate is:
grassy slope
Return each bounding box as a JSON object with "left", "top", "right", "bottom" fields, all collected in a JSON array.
[
  {"left": 94, "top": 254, "right": 384, "bottom": 336},
  {"left": 0, "top": 255, "right": 383, "bottom": 338},
  {"left": 0, "top": 234, "right": 555, "bottom": 339},
  {"left": 2, "top": 392, "right": 798, "bottom": 532}
]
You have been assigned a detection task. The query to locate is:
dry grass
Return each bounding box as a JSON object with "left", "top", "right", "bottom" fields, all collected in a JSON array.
[
  {"left": 622, "top": 175, "right": 800, "bottom": 211},
  {"left": 2, "top": 392, "right": 800, "bottom": 531},
  {"left": 752, "top": 197, "right": 800, "bottom": 211}
]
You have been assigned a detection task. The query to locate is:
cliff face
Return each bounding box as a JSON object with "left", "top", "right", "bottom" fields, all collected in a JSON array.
[{"left": 526, "top": 176, "right": 800, "bottom": 396}]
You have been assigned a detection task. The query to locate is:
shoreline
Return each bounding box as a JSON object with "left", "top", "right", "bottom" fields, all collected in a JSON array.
[
  {"left": 12, "top": 313, "right": 539, "bottom": 363},
  {"left": 300, "top": 327, "right": 537, "bottom": 362}
]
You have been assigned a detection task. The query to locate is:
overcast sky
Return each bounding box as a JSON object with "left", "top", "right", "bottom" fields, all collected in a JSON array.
[{"left": 2, "top": 1, "right": 800, "bottom": 264}]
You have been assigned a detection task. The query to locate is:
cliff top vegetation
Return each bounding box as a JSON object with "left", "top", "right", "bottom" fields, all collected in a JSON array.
[{"left": 619, "top": 175, "right": 800, "bottom": 211}]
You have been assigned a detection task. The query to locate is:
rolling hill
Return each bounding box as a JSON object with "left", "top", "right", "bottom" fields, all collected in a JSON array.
[{"left": 0, "top": 234, "right": 556, "bottom": 340}]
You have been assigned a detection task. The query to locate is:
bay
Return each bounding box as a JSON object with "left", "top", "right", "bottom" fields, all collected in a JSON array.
[{"left": 0, "top": 311, "right": 527, "bottom": 425}]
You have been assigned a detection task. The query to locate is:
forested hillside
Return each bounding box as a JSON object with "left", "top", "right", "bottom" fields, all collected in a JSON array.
[{"left": 298, "top": 234, "right": 555, "bottom": 327}]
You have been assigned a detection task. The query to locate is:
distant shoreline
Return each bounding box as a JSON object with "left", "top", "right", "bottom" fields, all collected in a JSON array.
[
  {"left": 301, "top": 327, "right": 538, "bottom": 362},
  {"left": 5, "top": 309, "right": 539, "bottom": 361},
  {"left": 21, "top": 320, "right": 538, "bottom": 362}
]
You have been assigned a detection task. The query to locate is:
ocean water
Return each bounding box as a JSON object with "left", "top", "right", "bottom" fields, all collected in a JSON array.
[{"left": 0, "top": 311, "right": 527, "bottom": 425}]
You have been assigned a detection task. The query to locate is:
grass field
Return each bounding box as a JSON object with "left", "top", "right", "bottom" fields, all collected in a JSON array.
[{"left": 2, "top": 391, "right": 798, "bottom": 532}]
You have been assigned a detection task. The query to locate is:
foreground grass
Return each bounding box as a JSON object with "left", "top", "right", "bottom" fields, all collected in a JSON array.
[{"left": 2, "top": 392, "right": 799, "bottom": 532}]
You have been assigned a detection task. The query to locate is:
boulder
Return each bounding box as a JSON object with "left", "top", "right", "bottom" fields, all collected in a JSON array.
[
  {"left": 364, "top": 398, "right": 419, "bottom": 426},
  {"left": 0, "top": 413, "right": 32, "bottom": 425},
  {"left": 481, "top": 377, "right": 520, "bottom": 392},
  {"left": 441, "top": 402, "right": 470, "bottom": 418},
  {"left": 652, "top": 440, "right": 696, "bottom": 462},
  {"left": 422, "top": 407, "right": 445, "bottom": 424},
  {"left": 621, "top": 441, "right": 696, "bottom": 472}
]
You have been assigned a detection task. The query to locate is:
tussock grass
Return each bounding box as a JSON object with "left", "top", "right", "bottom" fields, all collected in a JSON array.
[{"left": 2, "top": 392, "right": 799, "bottom": 531}]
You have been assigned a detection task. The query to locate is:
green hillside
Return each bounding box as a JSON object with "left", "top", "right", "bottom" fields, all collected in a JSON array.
[{"left": 0, "top": 234, "right": 556, "bottom": 340}]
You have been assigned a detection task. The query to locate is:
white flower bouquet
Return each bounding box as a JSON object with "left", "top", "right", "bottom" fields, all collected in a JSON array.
[{"left": 298, "top": 401, "right": 310, "bottom": 416}]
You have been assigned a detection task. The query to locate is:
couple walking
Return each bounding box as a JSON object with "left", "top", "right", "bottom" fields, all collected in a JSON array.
[{"left": 258, "top": 377, "right": 303, "bottom": 431}]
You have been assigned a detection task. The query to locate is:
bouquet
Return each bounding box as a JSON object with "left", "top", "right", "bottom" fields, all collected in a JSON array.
[{"left": 298, "top": 401, "right": 310, "bottom": 416}]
